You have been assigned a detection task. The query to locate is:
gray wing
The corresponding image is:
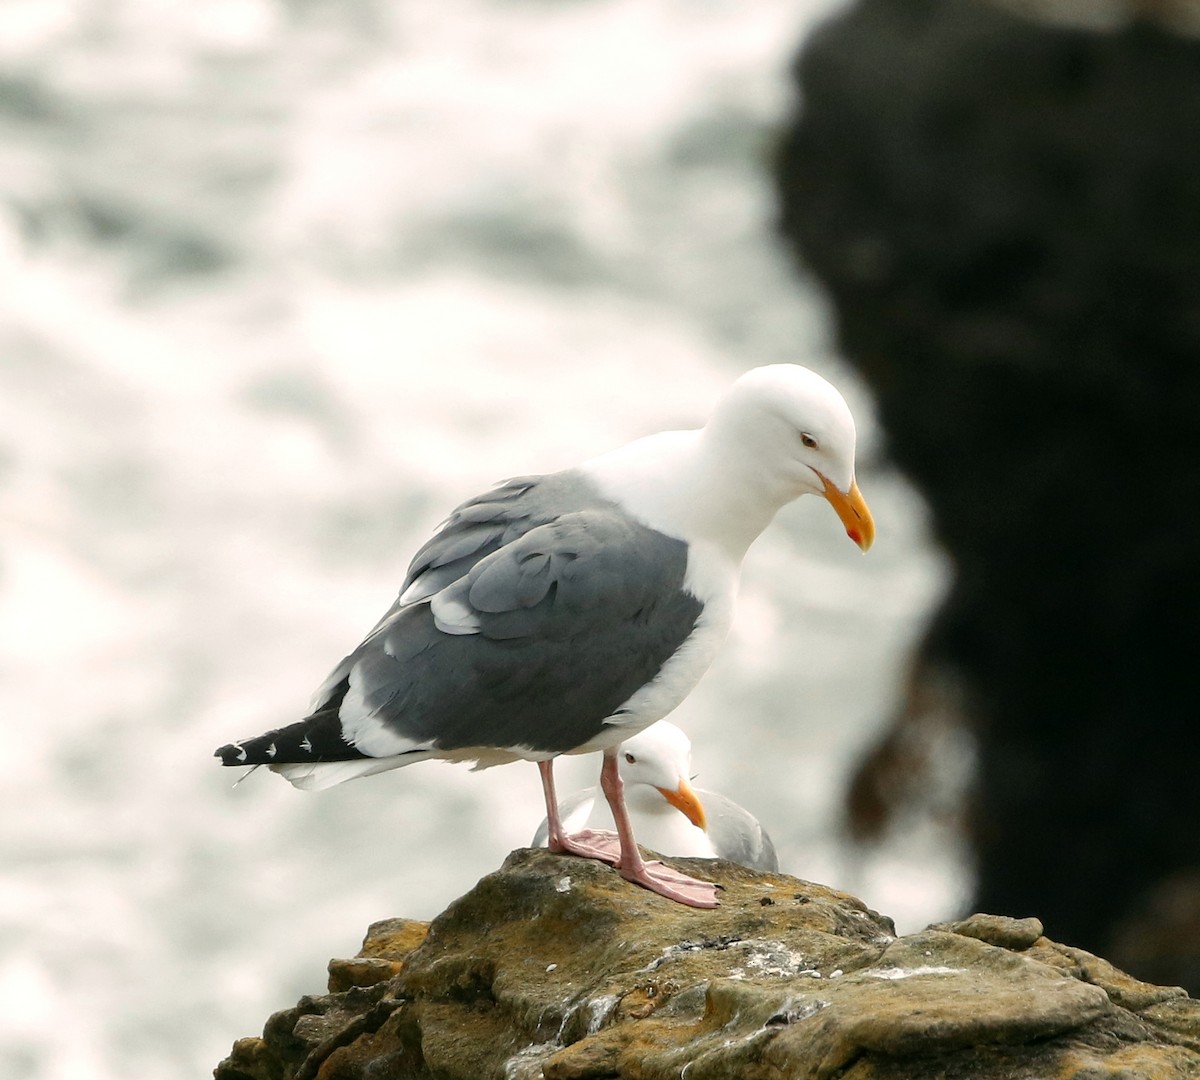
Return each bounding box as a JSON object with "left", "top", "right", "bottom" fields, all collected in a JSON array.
[
  {"left": 400, "top": 475, "right": 578, "bottom": 605},
  {"left": 307, "top": 472, "right": 704, "bottom": 757},
  {"left": 702, "top": 790, "right": 781, "bottom": 872},
  {"left": 308, "top": 472, "right": 604, "bottom": 712}
]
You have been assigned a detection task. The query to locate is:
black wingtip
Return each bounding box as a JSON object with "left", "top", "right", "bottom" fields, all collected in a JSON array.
[{"left": 214, "top": 743, "right": 246, "bottom": 766}]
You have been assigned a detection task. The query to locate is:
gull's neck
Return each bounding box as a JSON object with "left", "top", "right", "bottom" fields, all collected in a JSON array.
[{"left": 580, "top": 428, "right": 786, "bottom": 562}]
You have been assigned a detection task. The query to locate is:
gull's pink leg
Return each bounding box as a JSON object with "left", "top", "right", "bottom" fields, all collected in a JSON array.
[
  {"left": 537, "top": 759, "right": 621, "bottom": 865},
  {"left": 597, "top": 749, "right": 719, "bottom": 908}
]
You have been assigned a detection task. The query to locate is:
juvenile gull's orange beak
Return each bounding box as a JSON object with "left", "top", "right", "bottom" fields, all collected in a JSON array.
[
  {"left": 820, "top": 475, "right": 875, "bottom": 552},
  {"left": 656, "top": 777, "right": 707, "bottom": 831}
]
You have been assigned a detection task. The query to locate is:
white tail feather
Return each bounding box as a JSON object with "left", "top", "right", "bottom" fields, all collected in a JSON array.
[
  {"left": 231, "top": 764, "right": 262, "bottom": 788},
  {"left": 270, "top": 754, "right": 432, "bottom": 791}
]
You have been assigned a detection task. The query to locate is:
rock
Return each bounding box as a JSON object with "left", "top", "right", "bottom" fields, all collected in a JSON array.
[
  {"left": 772, "top": 0, "right": 1200, "bottom": 991},
  {"left": 326, "top": 917, "right": 428, "bottom": 993},
  {"left": 934, "top": 913, "right": 1045, "bottom": 951},
  {"left": 214, "top": 849, "right": 1200, "bottom": 1079}
]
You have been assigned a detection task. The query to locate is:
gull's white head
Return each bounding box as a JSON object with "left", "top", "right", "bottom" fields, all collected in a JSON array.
[
  {"left": 703, "top": 364, "right": 874, "bottom": 551},
  {"left": 618, "top": 721, "right": 706, "bottom": 830}
]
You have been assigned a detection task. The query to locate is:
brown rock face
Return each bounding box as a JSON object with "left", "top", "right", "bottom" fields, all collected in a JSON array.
[{"left": 214, "top": 849, "right": 1200, "bottom": 1080}]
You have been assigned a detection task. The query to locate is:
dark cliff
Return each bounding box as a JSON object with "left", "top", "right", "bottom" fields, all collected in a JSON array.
[{"left": 773, "top": 0, "right": 1200, "bottom": 991}]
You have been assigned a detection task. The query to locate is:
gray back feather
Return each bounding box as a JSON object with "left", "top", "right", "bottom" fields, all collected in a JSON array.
[{"left": 308, "top": 470, "right": 704, "bottom": 756}]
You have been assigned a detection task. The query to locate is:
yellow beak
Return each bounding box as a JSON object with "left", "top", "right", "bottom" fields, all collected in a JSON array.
[
  {"left": 820, "top": 475, "right": 875, "bottom": 552},
  {"left": 656, "top": 777, "right": 708, "bottom": 831}
]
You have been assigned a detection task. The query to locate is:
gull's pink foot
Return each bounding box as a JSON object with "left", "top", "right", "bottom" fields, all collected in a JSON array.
[
  {"left": 547, "top": 828, "right": 622, "bottom": 866},
  {"left": 619, "top": 858, "right": 720, "bottom": 908},
  {"left": 537, "top": 754, "right": 719, "bottom": 907}
]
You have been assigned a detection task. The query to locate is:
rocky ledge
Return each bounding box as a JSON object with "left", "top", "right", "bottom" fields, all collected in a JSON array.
[{"left": 215, "top": 849, "right": 1200, "bottom": 1080}]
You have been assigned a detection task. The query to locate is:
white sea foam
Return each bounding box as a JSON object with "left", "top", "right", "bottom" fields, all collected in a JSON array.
[{"left": 0, "top": 3, "right": 959, "bottom": 1079}]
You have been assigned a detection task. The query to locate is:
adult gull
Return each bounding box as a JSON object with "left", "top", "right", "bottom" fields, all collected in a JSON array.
[
  {"left": 215, "top": 364, "right": 873, "bottom": 907},
  {"left": 531, "top": 721, "right": 780, "bottom": 872}
]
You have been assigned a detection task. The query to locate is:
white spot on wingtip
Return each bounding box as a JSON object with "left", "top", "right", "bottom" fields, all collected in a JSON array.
[
  {"left": 266, "top": 742, "right": 277, "bottom": 759},
  {"left": 300, "top": 736, "right": 313, "bottom": 754},
  {"left": 235, "top": 745, "right": 247, "bottom": 763}
]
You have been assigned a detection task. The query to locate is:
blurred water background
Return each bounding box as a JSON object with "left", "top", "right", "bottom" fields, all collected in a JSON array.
[{"left": 0, "top": 1, "right": 967, "bottom": 1076}]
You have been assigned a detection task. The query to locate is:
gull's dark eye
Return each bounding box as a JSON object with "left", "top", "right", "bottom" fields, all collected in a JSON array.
[
  {"left": 799, "top": 432, "right": 819, "bottom": 450},
  {"left": 624, "top": 752, "right": 636, "bottom": 764}
]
